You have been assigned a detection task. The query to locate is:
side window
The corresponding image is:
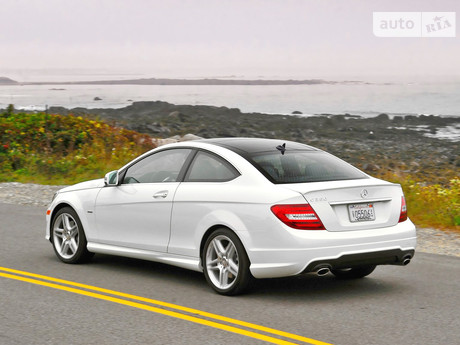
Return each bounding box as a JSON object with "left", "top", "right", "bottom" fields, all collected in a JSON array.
[
  {"left": 123, "top": 149, "right": 191, "bottom": 184},
  {"left": 185, "top": 151, "right": 239, "bottom": 182}
]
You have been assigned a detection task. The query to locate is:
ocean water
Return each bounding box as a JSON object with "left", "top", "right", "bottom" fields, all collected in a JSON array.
[
  {"left": 1, "top": 70, "right": 459, "bottom": 142},
  {"left": 1, "top": 81, "right": 460, "bottom": 118},
  {"left": 1, "top": 70, "right": 459, "bottom": 118}
]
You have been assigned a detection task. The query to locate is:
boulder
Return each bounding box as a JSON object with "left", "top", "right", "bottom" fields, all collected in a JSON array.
[
  {"left": 375, "top": 113, "right": 390, "bottom": 122},
  {"left": 362, "top": 163, "right": 380, "bottom": 172},
  {"left": 144, "top": 123, "right": 171, "bottom": 135},
  {"left": 154, "top": 138, "right": 178, "bottom": 146},
  {"left": 367, "top": 131, "right": 376, "bottom": 139},
  {"left": 179, "top": 134, "right": 202, "bottom": 142}
]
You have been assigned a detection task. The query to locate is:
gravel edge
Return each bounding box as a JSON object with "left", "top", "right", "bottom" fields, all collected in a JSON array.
[{"left": 1, "top": 182, "right": 458, "bottom": 257}]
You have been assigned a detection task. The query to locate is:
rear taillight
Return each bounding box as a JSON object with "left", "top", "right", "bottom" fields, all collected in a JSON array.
[
  {"left": 271, "top": 204, "right": 325, "bottom": 230},
  {"left": 398, "top": 196, "right": 408, "bottom": 222}
]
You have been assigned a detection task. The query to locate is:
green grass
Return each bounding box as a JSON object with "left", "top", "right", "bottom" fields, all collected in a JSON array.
[
  {"left": 1, "top": 110, "right": 459, "bottom": 230},
  {"left": 375, "top": 171, "right": 460, "bottom": 231},
  {"left": 0, "top": 111, "right": 156, "bottom": 184},
  {"left": 399, "top": 177, "right": 459, "bottom": 230}
]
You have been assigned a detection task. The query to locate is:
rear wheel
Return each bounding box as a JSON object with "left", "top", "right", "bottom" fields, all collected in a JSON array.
[
  {"left": 331, "top": 265, "right": 376, "bottom": 279},
  {"left": 202, "top": 228, "right": 251, "bottom": 295},
  {"left": 52, "top": 207, "right": 93, "bottom": 264}
]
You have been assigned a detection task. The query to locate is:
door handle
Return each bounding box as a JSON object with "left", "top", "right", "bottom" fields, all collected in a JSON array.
[{"left": 153, "top": 190, "right": 168, "bottom": 199}]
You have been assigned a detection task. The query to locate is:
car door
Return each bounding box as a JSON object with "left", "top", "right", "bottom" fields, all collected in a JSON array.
[{"left": 95, "top": 148, "right": 193, "bottom": 252}]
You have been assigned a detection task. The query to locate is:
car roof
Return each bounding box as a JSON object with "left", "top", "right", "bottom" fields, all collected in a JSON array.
[{"left": 198, "top": 138, "right": 318, "bottom": 156}]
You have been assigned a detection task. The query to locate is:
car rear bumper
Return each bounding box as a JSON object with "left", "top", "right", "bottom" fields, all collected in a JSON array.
[
  {"left": 302, "top": 248, "right": 415, "bottom": 273},
  {"left": 247, "top": 221, "right": 416, "bottom": 279}
]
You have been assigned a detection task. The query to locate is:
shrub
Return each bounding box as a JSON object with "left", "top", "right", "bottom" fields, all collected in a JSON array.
[
  {"left": 0, "top": 112, "right": 156, "bottom": 184},
  {"left": 388, "top": 175, "right": 460, "bottom": 230}
]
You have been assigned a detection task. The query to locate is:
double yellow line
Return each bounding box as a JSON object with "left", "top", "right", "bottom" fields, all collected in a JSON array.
[{"left": 0, "top": 266, "right": 332, "bottom": 345}]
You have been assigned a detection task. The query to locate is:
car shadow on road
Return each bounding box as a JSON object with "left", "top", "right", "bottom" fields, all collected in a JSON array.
[
  {"left": 88, "top": 254, "right": 206, "bottom": 286},
  {"left": 85, "top": 254, "right": 407, "bottom": 300},
  {"left": 247, "top": 273, "right": 404, "bottom": 301}
]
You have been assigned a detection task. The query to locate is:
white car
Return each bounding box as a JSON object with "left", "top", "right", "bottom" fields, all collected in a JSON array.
[{"left": 46, "top": 138, "right": 416, "bottom": 295}]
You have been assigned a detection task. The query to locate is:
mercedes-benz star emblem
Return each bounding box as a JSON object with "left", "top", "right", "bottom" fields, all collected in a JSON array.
[{"left": 360, "top": 189, "right": 369, "bottom": 198}]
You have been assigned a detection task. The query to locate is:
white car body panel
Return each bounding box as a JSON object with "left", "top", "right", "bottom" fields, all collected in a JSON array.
[
  {"left": 45, "top": 178, "right": 104, "bottom": 242},
  {"left": 46, "top": 139, "right": 416, "bottom": 281},
  {"left": 295, "top": 181, "right": 404, "bottom": 231},
  {"left": 86, "top": 242, "right": 201, "bottom": 272},
  {"left": 94, "top": 182, "right": 180, "bottom": 252},
  {"left": 169, "top": 179, "right": 303, "bottom": 257}
]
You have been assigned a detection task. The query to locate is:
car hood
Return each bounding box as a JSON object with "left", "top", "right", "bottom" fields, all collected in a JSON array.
[{"left": 59, "top": 178, "right": 105, "bottom": 193}]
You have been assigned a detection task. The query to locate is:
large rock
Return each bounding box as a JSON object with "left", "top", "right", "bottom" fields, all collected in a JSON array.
[
  {"left": 179, "top": 134, "right": 202, "bottom": 141},
  {"left": 154, "top": 134, "right": 202, "bottom": 147}
]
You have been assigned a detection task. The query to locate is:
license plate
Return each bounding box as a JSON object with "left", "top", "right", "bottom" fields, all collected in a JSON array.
[{"left": 348, "top": 203, "right": 375, "bottom": 222}]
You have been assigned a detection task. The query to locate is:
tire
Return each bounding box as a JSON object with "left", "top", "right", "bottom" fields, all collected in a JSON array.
[
  {"left": 202, "top": 228, "right": 251, "bottom": 295},
  {"left": 331, "top": 265, "right": 376, "bottom": 279},
  {"left": 51, "top": 207, "right": 93, "bottom": 264}
]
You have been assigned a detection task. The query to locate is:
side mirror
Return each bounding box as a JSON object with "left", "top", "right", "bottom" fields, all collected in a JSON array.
[{"left": 104, "top": 170, "right": 119, "bottom": 186}]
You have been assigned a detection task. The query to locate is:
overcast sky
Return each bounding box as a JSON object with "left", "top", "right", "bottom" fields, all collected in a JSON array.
[{"left": 1, "top": 0, "right": 459, "bottom": 81}]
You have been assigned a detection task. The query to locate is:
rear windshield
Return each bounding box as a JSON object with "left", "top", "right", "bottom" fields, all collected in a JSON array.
[{"left": 249, "top": 151, "right": 367, "bottom": 184}]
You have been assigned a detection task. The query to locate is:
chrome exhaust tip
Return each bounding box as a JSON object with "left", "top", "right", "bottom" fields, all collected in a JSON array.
[
  {"left": 402, "top": 255, "right": 412, "bottom": 266},
  {"left": 316, "top": 267, "right": 331, "bottom": 276}
]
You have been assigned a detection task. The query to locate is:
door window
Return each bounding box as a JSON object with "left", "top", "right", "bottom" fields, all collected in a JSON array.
[{"left": 123, "top": 149, "right": 192, "bottom": 184}]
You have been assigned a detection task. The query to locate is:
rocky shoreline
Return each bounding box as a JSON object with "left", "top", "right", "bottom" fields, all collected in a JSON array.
[
  {"left": 0, "top": 182, "right": 458, "bottom": 257},
  {"left": 47, "top": 101, "right": 459, "bottom": 184}
]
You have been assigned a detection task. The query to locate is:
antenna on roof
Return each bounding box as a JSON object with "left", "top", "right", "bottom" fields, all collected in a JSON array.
[{"left": 276, "top": 143, "right": 286, "bottom": 155}]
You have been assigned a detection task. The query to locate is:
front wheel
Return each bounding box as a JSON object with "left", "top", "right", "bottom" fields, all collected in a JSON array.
[
  {"left": 202, "top": 228, "right": 251, "bottom": 295},
  {"left": 331, "top": 265, "right": 376, "bottom": 279},
  {"left": 51, "top": 207, "right": 93, "bottom": 264}
]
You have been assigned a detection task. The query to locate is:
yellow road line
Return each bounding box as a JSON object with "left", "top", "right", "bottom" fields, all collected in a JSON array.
[
  {"left": 0, "top": 272, "right": 294, "bottom": 345},
  {"left": 0, "top": 266, "right": 332, "bottom": 345}
]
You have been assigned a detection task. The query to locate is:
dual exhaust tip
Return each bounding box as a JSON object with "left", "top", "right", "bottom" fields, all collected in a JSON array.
[
  {"left": 402, "top": 255, "right": 412, "bottom": 266},
  {"left": 312, "top": 255, "right": 413, "bottom": 276},
  {"left": 314, "top": 265, "right": 331, "bottom": 276}
]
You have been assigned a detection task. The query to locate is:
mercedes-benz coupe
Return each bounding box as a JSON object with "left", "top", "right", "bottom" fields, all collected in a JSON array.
[{"left": 46, "top": 138, "right": 416, "bottom": 295}]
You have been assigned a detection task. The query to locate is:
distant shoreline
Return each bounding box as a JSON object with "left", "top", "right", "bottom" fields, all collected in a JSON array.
[
  {"left": 0, "top": 76, "right": 365, "bottom": 86},
  {"left": 41, "top": 101, "right": 460, "bottom": 142},
  {"left": 2, "top": 101, "right": 460, "bottom": 120},
  {"left": 1, "top": 76, "right": 458, "bottom": 118}
]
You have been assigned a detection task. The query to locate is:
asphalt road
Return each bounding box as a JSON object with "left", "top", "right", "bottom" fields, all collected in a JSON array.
[{"left": 0, "top": 203, "right": 459, "bottom": 345}]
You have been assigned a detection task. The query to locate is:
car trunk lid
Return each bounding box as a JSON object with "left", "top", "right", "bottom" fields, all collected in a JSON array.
[{"left": 282, "top": 179, "right": 404, "bottom": 231}]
